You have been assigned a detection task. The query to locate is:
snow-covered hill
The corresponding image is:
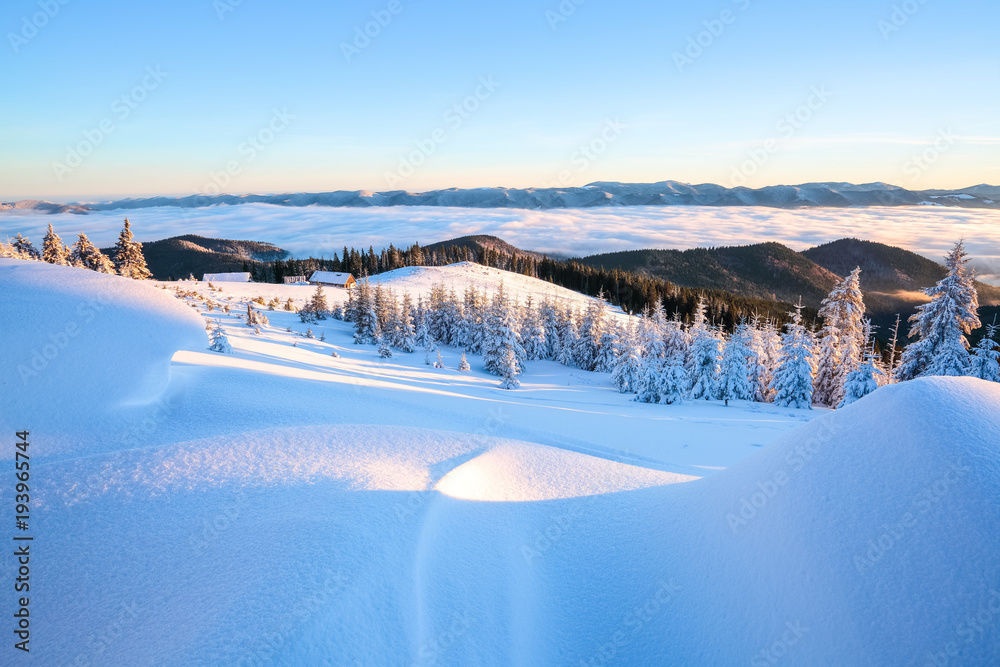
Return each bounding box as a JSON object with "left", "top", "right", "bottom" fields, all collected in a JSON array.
[{"left": 2, "top": 260, "right": 998, "bottom": 665}]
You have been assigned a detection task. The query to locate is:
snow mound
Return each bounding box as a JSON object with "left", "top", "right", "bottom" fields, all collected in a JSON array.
[
  {"left": 0, "top": 259, "right": 205, "bottom": 444},
  {"left": 496, "top": 377, "right": 1000, "bottom": 664},
  {"left": 435, "top": 441, "right": 696, "bottom": 501}
]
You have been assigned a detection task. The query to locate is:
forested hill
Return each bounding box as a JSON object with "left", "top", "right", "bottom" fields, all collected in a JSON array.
[{"left": 102, "top": 234, "right": 288, "bottom": 281}]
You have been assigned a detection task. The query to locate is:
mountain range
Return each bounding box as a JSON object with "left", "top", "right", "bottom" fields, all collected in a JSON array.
[{"left": 4, "top": 180, "right": 1000, "bottom": 213}]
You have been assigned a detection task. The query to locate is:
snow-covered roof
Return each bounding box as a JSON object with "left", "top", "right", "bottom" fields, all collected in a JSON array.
[
  {"left": 309, "top": 271, "right": 355, "bottom": 284},
  {"left": 203, "top": 272, "right": 251, "bottom": 282}
]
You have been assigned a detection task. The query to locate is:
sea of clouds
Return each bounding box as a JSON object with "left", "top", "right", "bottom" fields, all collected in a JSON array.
[{"left": 3, "top": 205, "right": 998, "bottom": 284}]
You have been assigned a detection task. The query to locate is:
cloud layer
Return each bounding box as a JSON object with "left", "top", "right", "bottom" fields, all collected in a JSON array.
[{"left": 3, "top": 205, "right": 999, "bottom": 284}]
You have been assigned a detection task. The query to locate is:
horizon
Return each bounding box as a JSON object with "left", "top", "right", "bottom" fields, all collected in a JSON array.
[
  {"left": 6, "top": 177, "right": 1000, "bottom": 205},
  {"left": 3, "top": 0, "right": 999, "bottom": 200}
]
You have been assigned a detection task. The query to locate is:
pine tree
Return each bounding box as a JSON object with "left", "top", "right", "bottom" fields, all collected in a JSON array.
[
  {"left": 209, "top": 323, "right": 232, "bottom": 354},
  {"left": 11, "top": 234, "right": 40, "bottom": 260},
  {"left": 658, "top": 361, "right": 686, "bottom": 405},
  {"left": 633, "top": 354, "right": 663, "bottom": 404},
  {"left": 970, "top": 318, "right": 1000, "bottom": 382},
  {"left": 498, "top": 348, "right": 520, "bottom": 389},
  {"left": 522, "top": 299, "right": 548, "bottom": 361},
  {"left": 611, "top": 321, "right": 641, "bottom": 393},
  {"left": 41, "top": 223, "right": 71, "bottom": 265},
  {"left": 70, "top": 233, "right": 115, "bottom": 273},
  {"left": 719, "top": 323, "right": 755, "bottom": 403},
  {"left": 814, "top": 268, "right": 866, "bottom": 407},
  {"left": 574, "top": 292, "right": 607, "bottom": 371},
  {"left": 378, "top": 336, "right": 393, "bottom": 358},
  {"left": 434, "top": 350, "right": 445, "bottom": 369},
  {"left": 353, "top": 279, "right": 380, "bottom": 344},
  {"left": 482, "top": 284, "right": 526, "bottom": 376},
  {"left": 771, "top": 300, "right": 815, "bottom": 409},
  {"left": 458, "top": 353, "right": 471, "bottom": 372},
  {"left": 897, "top": 241, "right": 980, "bottom": 380},
  {"left": 688, "top": 325, "right": 722, "bottom": 400},
  {"left": 396, "top": 292, "right": 417, "bottom": 353},
  {"left": 112, "top": 218, "right": 152, "bottom": 279},
  {"left": 839, "top": 327, "right": 883, "bottom": 407}
]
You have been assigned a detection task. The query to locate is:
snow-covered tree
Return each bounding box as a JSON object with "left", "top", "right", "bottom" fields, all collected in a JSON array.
[
  {"left": 209, "top": 323, "right": 232, "bottom": 354},
  {"left": 771, "top": 300, "right": 815, "bottom": 409},
  {"left": 112, "top": 218, "right": 152, "bottom": 279},
  {"left": 839, "top": 328, "right": 883, "bottom": 408},
  {"left": 42, "top": 223, "right": 71, "bottom": 265},
  {"left": 522, "top": 298, "right": 548, "bottom": 361},
  {"left": 482, "top": 283, "right": 526, "bottom": 376},
  {"left": 353, "top": 280, "right": 380, "bottom": 345},
  {"left": 70, "top": 233, "right": 115, "bottom": 273},
  {"left": 687, "top": 324, "right": 722, "bottom": 400},
  {"left": 594, "top": 323, "right": 620, "bottom": 373},
  {"left": 11, "top": 233, "right": 40, "bottom": 260},
  {"left": 434, "top": 350, "right": 445, "bottom": 369},
  {"left": 498, "top": 348, "right": 520, "bottom": 390},
  {"left": 970, "top": 318, "right": 1000, "bottom": 382},
  {"left": 395, "top": 292, "right": 417, "bottom": 352},
  {"left": 611, "top": 321, "right": 641, "bottom": 393},
  {"left": 458, "top": 353, "right": 471, "bottom": 372},
  {"left": 897, "top": 241, "right": 981, "bottom": 380},
  {"left": 555, "top": 308, "right": 579, "bottom": 367},
  {"left": 300, "top": 284, "right": 330, "bottom": 323},
  {"left": 658, "top": 361, "right": 686, "bottom": 405},
  {"left": 574, "top": 292, "right": 608, "bottom": 371},
  {"left": 378, "top": 336, "right": 393, "bottom": 358},
  {"left": 719, "top": 323, "right": 755, "bottom": 403},
  {"left": 814, "top": 268, "right": 866, "bottom": 407}
]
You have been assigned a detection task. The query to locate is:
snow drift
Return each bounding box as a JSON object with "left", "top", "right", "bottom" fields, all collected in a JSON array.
[{"left": 0, "top": 259, "right": 205, "bottom": 450}]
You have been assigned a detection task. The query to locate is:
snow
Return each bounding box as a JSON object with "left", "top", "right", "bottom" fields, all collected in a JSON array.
[{"left": 3, "top": 260, "right": 999, "bottom": 665}]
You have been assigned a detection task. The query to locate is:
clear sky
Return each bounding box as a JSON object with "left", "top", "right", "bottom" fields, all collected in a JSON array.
[{"left": 1, "top": 0, "right": 997, "bottom": 200}]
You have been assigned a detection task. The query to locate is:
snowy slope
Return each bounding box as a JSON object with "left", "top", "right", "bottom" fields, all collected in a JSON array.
[
  {"left": 0, "top": 259, "right": 205, "bottom": 452},
  {"left": 2, "top": 261, "right": 998, "bottom": 665}
]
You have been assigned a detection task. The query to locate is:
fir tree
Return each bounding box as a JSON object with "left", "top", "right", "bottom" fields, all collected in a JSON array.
[
  {"left": 434, "top": 350, "right": 445, "bottom": 369},
  {"left": 378, "top": 336, "right": 393, "bottom": 358},
  {"left": 498, "top": 348, "right": 521, "bottom": 389},
  {"left": 771, "top": 300, "right": 815, "bottom": 409},
  {"left": 814, "top": 268, "right": 866, "bottom": 407},
  {"left": 209, "top": 323, "right": 232, "bottom": 354},
  {"left": 396, "top": 292, "right": 417, "bottom": 353},
  {"left": 574, "top": 291, "right": 607, "bottom": 371},
  {"left": 70, "top": 233, "right": 115, "bottom": 273},
  {"left": 112, "top": 218, "right": 152, "bottom": 279},
  {"left": 41, "top": 223, "right": 71, "bottom": 265},
  {"left": 11, "top": 233, "right": 40, "bottom": 260},
  {"left": 688, "top": 324, "right": 722, "bottom": 400},
  {"left": 970, "top": 318, "right": 1000, "bottom": 382},
  {"left": 611, "top": 321, "right": 641, "bottom": 393},
  {"left": 719, "top": 323, "right": 755, "bottom": 403},
  {"left": 458, "top": 353, "right": 471, "bottom": 372},
  {"left": 353, "top": 279, "right": 380, "bottom": 345},
  {"left": 839, "top": 328, "right": 883, "bottom": 407},
  {"left": 897, "top": 241, "right": 980, "bottom": 380},
  {"left": 482, "top": 284, "right": 526, "bottom": 376},
  {"left": 658, "top": 361, "right": 686, "bottom": 405}
]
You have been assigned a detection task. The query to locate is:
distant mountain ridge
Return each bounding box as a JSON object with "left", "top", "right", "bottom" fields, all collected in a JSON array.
[{"left": 4, "top": 180, "right": 1000, "bottom": 213}]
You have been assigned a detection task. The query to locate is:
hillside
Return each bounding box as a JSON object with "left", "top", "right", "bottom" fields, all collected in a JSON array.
[
  {"left": 3, "top": 259, "right": 999, "bottom": 664},
  {"left": 423, "top": 234, "right": 549, "bottom": 262},
  {"left": 102, "top": 234, "right": 289, "bottom": 280},
  {"left": 574, "top": 242, "right": 841, "bottom": 306},
  {"left": 803, "top": 237, "right": 1000, "bottom": 307}
]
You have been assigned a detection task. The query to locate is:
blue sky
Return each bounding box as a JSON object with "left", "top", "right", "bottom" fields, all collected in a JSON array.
[{"left": 1, "top": 0, "right": 997, "bottom": 200}]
